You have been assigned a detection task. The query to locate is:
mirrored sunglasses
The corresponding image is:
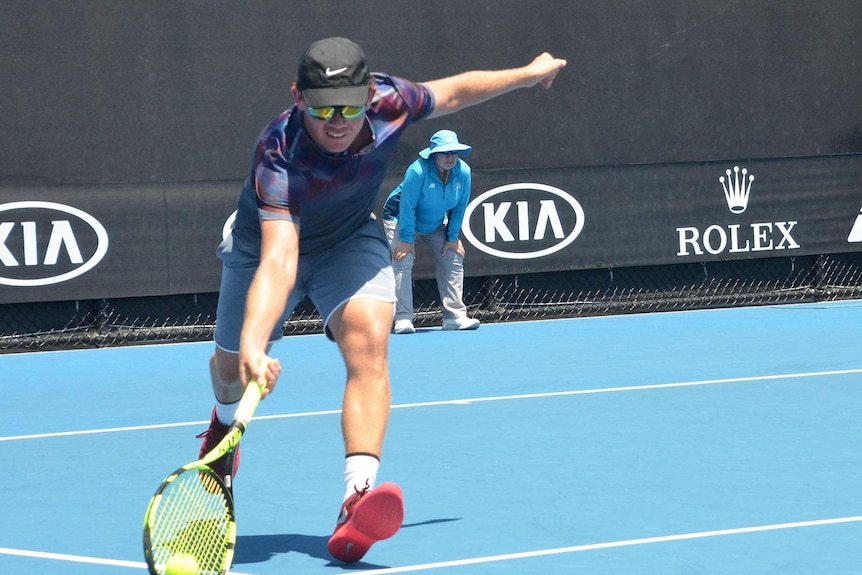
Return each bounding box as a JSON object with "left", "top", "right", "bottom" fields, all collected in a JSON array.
[{"left": 305, "top": 105, "right": 366, "bottom": 121}]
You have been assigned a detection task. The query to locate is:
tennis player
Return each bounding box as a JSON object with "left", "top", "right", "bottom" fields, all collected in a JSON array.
[{"left": 200, "top": 37, "right": 566, "bottom": 563}]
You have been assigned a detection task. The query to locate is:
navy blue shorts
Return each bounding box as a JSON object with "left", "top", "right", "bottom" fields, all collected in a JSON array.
[{"left": 214, "top": 218, "right": 395, "bottom": 352}]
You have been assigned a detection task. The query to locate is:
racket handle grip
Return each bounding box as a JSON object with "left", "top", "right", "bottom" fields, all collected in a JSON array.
[{"left": 232, "top": 375, "right": 265, "bottom": 430}]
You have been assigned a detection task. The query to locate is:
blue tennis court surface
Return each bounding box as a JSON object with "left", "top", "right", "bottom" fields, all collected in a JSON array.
[{"left": 2, "top": 300, "right": 861, "bottom": 574}]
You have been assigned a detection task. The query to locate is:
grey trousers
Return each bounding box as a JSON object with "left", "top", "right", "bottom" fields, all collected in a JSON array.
[{"left": 383, "top": 219, "right": 468, "bottom": 323}]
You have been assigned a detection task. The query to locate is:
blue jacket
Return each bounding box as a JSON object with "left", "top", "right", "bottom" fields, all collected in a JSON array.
[{"left": 383, "top": 157, "right": 472, "bottom": 243}]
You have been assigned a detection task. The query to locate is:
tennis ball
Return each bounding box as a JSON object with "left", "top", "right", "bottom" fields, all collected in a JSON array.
[{"left": 164, "top": 553, "right": 199, "bottom": 575}]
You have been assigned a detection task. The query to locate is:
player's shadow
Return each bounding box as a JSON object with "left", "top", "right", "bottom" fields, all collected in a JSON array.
[
  {"left": 232, "top": 533, "right": 331, "bottom": 565},
  {"left": 233, "top": 517, "right": 461, "bottom": 569}
]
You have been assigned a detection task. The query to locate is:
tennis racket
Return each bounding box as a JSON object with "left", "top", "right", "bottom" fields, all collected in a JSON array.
[{"left": 142, "top": 375, "right": 266, "bottom": 575}]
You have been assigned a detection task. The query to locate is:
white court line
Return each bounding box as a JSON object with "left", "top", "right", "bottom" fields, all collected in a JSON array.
[
  {"left": 2, "top": 368, "right": 861, "bottom": 443},
  {"left": 390, "top": 367, "right": 862, "bottom": 409},
  {"left": 353, "top": 516, "right": 862, "bottom": 574},
  {"left": 0, "top": 548, "right": 146, "bottom": 569},
  {"left": 2, "top": 516, "right": 860, "bottom": 573},
  {"left": 0, "top": 547, "right": 258, "bottom": 575}
]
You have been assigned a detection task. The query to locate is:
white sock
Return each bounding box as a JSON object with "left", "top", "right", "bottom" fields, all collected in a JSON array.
[
  {"left": 343, "top": 453, "right": 380, "bottom": 502},
  {"left": 214, "top": 398, "right": 238, "bottom": 426}
]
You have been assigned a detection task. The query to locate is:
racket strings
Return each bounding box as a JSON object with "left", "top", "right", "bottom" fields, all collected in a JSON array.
[{"left": 149, "top": 469, "right": 233, "bottom": 574}]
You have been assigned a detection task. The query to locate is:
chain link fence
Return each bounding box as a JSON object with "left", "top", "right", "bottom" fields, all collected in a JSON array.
[{"left": 2, "top": 252, "right": 861, "bottom": 353}]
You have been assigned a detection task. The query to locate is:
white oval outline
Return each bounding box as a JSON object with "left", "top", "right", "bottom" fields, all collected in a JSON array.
[
  {"left": 0, "top": 201, "right": 110, "bottom": 287},
  {"left": 462, "top": 183, "right": 585, "bottom": 259}
]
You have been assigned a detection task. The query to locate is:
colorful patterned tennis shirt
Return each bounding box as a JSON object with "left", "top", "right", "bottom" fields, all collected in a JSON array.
[{"left": 228, "top": 73, "right": 435, "bottom": 256}]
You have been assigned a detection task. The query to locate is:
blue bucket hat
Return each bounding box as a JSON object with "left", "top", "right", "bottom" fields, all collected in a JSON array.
[{"left": 418, "top": 129, "right": 472, "bottom": 159}]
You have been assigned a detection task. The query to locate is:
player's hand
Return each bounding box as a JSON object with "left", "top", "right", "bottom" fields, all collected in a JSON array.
[
  {"left": 393, "top": 241, "right": 414, "bottom": 262},
  {"left": 528, "top": 52, "right": 567, "bottom": 89},
  {"left": 260, "top": 357, "right": 281, "bottom": 396},
  {"left": 240, "top": 354, "right": 281, "bottom": 397}
]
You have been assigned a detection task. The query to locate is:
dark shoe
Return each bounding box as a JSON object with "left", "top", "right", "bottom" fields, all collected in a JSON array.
[{"left": 196, "top": 407, "right": 240, "bottom": 488}]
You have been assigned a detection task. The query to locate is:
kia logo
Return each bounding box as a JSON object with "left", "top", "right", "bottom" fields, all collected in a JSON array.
[
  {"left": 0, "top": 201, "right": 109, "bottom": 287},
  {"left": 462, "top": 183, "right": 584, "bottom": 259}
]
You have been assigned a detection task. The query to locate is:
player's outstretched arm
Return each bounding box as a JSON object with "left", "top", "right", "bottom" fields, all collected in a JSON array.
[
  {"left": 238, "top": 217, "right": 296, "bottom": 395},
  {"left": 424, "top": 52, "right": 567, "bottom": 119}
]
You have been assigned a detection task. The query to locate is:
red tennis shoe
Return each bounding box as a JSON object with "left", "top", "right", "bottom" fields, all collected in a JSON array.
[
  {"left": 327, "top": 482, "right": 404, "bottom": 563},
  {"left": 196, "top": 407, "right": 240, "bottom": 489}
]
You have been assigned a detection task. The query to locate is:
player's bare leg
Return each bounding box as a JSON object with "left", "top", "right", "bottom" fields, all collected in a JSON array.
[
  {"left": 210, "top": 348, "right": 244, "bottom": 404},
  {"left": 330, "top": 297, "right": 393, "bottom": 456},
  {"left": 326, "top": 296, "right": 404, "bottom": 563},
  {"left": 197, "top": 348, "right": 245, "bottom": 485},
  {"left": 201, "top": 345, "right": 275, "bottom": 484}
]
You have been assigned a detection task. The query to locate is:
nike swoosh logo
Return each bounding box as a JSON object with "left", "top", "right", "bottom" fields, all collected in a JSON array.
[{"left": 325, "top": 66, "right": 348, "bottom": 77}]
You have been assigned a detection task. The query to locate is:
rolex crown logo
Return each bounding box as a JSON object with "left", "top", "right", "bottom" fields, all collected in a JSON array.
[{"left": 719, "top": 166, "right": 754, "bottom": 214}]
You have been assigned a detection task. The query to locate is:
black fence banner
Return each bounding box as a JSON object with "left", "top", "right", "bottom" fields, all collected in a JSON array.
[
  {"left": 3, "top": 155, "right": 861, "bottom": 304},
  {"left": 415, "top": 155, "right": 862, "bottom": 278}
]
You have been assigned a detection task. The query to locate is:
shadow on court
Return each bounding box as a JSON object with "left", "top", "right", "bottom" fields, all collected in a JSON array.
[
  {"left": 233, "top": 518, "right": 462, "bottom": 568},
  {"left": 233, "top": 533, "right": 330, "bottom": 565}
]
